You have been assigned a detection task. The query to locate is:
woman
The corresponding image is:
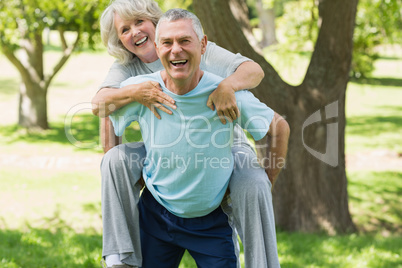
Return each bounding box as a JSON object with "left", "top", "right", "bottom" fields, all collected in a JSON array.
[{"left": 92, "top": 0, "right": 280, "bottom": 267}]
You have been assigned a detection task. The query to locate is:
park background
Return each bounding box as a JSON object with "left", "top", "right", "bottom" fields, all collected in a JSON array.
[{"left": 0, "top": 0, "right": 401, "bottom": 267}]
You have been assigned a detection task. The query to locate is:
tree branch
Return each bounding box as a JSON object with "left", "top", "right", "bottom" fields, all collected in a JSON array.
[
  {"left": 19, "top": 33, "right": 45, "bottom": 85},
  {"left": 45, "top": 31, "right": 81, "bottom": 90},
  {"left": 0, "top": 43, "right": 32, "bottom": 85},
  {"left": 58, "top": 27, "right": 68, "bottom": 51}
]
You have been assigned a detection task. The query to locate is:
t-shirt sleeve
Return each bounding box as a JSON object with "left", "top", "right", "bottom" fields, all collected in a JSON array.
[
  {"left": 235, "top": 91, "right": 274, "bottom": 141},
  {"left": 109, "top": 103, "right": 142, "bottom": 137},
  {"left": 108, "top": 76, "right": 146, "bottom": 136},
  {"left": 201, "top": 42, "right": 253, "bottom": 78},
  {"left": 99, "top": 60, "right": 133, "bottom": 89}
]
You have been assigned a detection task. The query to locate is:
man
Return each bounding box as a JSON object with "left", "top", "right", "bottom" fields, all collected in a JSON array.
[{"left": 108, "top": 8, "right": 289, "bottom": 268}]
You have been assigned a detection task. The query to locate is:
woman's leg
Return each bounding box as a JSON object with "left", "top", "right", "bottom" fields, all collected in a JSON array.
[
  {"left": 226, "top": 146, "right": 280, "bottom": 268},
  {"left": 101, "top": 142, "right": 146, "bottom": 267}
]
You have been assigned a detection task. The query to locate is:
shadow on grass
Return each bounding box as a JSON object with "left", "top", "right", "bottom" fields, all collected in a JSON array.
[
  {"left": 348, "top": 171, "right": 402, "bottom": 234},
  {"left": 350, "top": 77, "right": 402, "bottom": 88},
  {"left": 346, "top": 114, "right": 402, "bottom": 138},
  {"left": 0, "top": 224, "right": 102, "bottom": 267},
  {"left": 0, "top": 113, "right": 142, "bottom": 152},
  {"left": 276, "top": 231, "right": 402, "bottom": 268},
  {"left": 0, "top": 114, "right": 100, "bottom": 151}
]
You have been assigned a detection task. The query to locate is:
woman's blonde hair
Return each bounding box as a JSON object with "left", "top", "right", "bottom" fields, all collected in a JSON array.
[{"left": 100, "top": 0, "right": 163, "bottom": 64}]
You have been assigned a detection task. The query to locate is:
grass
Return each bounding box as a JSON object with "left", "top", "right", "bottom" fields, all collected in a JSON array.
[
  {"left": 348, "top": 171, "right": 402, "bottom": 235},
  {"left": 276, "top": 231, "right": 402, "bottom": 268},
  {"left": 0, "top": 169, "right": 401, "bottom": 267},
  {"left": 0, "top": 47, "right": 401, "bottom": 267}
]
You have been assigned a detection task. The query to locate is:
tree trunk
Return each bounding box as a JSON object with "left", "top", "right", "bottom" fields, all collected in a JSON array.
[
  {"left": 17, "top": 32, "right": 49, "bottom": 130},
  {"left": 229, "top": 0, "right": 262, "bottom": 53},
  {"left": 194, "top": 0, "right": 357, "bottom": 233},
  {"left": 18, "top": 81, "right": 49, "bottom": 129},
  {"left": 255, "top": 0, "right": 278, "bottom": 47}
]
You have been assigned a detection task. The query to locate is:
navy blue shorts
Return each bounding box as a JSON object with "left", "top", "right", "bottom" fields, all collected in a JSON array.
[{"left": 138, "top": 188, "right": 237, "bottom": 268}]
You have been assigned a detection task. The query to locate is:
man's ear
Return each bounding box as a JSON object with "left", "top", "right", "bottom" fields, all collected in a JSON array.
[
  {"left": 201, "top": 35, "right": 207, "bottom": 54},
  {"left": 154, "top": 42, "right": 160, "bottom": 58}
]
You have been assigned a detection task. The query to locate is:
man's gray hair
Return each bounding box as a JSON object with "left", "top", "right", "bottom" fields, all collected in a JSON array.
[{"left": 155, "top": 8, "right": 204, "bottom": 46}]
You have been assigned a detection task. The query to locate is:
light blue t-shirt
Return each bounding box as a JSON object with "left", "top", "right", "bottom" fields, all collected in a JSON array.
[{"left": 110, "top": 71, "right": 274, "bottom": 218}]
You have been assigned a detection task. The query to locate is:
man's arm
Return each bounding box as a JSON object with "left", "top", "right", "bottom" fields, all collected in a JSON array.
[
  {"left": 207, "top": 61, "right": 264, "bottom": 124},
  {"left": 101, "top": 117, "right": 122, "bottom": 153},
  {"left": 264, "top": 113, "right": 290, "bottom": 189}
]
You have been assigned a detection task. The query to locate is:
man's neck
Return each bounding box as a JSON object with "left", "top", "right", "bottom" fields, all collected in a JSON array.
[{"left": 161, "top": 70, "right": 204, "bottom": 95}]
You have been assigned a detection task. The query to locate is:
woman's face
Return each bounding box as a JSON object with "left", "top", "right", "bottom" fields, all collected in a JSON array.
[{"left": 114, "top": 13, "right": 158, "bottom": 63}]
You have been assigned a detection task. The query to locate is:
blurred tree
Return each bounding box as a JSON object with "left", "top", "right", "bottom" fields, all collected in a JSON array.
[
  {"left": 253, "top": 0, "right": 278, "bottom": 47},
  {"left": 163, "top": 0, "right": 193, "bottom": 11},
  {"left": 195, "top": 0, "right": 358, "bottom": 233},
  {"left": 278, "top": 0, "right": 402, "bottom": 78},
  {"left": 351, "top": 0, "right": 401, "bottom": 78},
  {"left": 278, "top": 0, "right": 320, "bottom": 50},
  {"left": 0, "top": 0, "right": 108, "bottom": 129}
]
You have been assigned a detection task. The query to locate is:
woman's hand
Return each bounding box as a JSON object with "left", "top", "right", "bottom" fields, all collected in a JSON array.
[
  {"left": 207, "top": 80, "right": 239, "bottom": 124},
  {"left": 134, "top": 81, "right": 176, "bottom": 119}
]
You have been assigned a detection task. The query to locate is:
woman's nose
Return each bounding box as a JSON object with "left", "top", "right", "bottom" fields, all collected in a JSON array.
[{"left": 133, "top": 29, "right": 141, "bottom": 37}]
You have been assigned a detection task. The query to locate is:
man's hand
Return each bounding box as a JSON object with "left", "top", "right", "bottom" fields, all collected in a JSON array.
[
  {"left": 135, "top": 81, "right": 177, "bottom": 119},
  {"left": 207, "top": 81, "right": 239, "bottom": 124}
]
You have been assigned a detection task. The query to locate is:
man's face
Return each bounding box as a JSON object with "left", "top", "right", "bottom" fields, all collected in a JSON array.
[{"left": 156, "top": 19, "right": 207, "bottom": 85}]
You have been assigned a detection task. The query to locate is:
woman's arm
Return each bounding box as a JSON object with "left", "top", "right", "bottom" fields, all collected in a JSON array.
[
  {"left": 92, "top": 81, "right": 176, "bottom": 118},
  {"left": 207, "top": 60, "right": 264, "bottom": 124},
  {"left": 264, "top": 113, "right": 290, "bottom": 190},
  {"left": 202, "top": 42, "right": 265, "bottom": 124},
  {"left": 101, "top": 117, "right": 121, "bottom": 153}
]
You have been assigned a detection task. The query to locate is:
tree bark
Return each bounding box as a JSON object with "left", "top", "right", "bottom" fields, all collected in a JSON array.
[
  {"left": 17, "top": 31, "right": 49, "bottom": 129},
  {"left": 194, "top": 0, "right": 357, "bottom": 233},
  {"left": 18, "top": 82, "right": 49, "bottom": 129}
]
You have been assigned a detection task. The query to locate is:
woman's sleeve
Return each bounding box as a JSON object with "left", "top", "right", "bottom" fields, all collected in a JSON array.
[
  {"left": 200, "top": 41, "right": 253, "bottom": 78},
  {"left": 99, "top": 60, "right": 133, "bottom": 89}
]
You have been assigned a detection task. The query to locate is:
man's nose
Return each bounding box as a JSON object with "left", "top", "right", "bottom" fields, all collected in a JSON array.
[{"left": 171, "top": 42, "right": 182, "bottom": 54}]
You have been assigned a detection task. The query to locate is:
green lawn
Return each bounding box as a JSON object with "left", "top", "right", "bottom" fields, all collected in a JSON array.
[{"left": 0, "top": 47, "right": 401, "bottom": 267}]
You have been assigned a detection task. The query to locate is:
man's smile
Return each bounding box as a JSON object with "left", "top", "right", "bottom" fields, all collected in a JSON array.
[{"left": 171, "top": 60, "right": 188, "bottom": 67}]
